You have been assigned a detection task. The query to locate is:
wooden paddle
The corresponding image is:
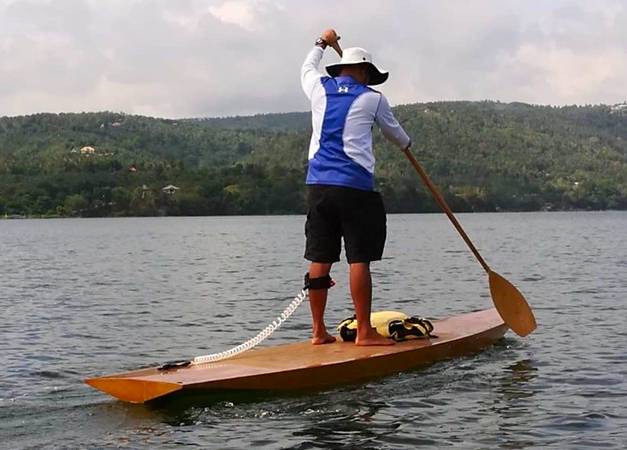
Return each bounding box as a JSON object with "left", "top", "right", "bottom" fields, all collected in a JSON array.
[
  {"left": 403, "top": 148, "right": 537, "bottom": 336},
  {"left": 325, "top": 31, "right": 536, "bottom": 337}
]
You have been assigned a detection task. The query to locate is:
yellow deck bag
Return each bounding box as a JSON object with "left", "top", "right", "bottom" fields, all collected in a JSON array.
[{"left": 337, "top": 311, "right": 435, "bottom": 342}]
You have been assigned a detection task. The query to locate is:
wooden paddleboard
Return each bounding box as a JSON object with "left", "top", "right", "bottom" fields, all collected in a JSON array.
[{"left": 85, "top": 308, "right": 507, "bottom": 403}]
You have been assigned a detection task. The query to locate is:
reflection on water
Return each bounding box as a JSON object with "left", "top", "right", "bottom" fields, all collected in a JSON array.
[
  {"left": 1, "top": 212, "right": 626, "bottom": 448},
  {"left": 490, "top": 359, "right": 540, "bottom": 449},
  {"left": 293, "top": 397, "right": 394, "bottom": 449},
  {"left": 498, "top": 359, "right": 538, "bottom": 401}
]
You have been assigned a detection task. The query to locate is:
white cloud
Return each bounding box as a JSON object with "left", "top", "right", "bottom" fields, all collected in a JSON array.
[
  {"left": 513, "top": 45, "right": 627, "bottom": 104},
  {"left": 208, "top": 0, "right": 258, "bottom": 31},
  {"left": 0, "top": 0, "right": 625, "bottom": 118}
]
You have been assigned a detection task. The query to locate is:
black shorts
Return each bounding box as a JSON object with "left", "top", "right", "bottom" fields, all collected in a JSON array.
[{"left": 304, "top": 185, "right": 387, "bottom": 264}]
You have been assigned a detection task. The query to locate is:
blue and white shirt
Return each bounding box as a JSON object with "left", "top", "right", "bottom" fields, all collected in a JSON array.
[{"left": 301, "top": 46, "right": 411, "bottom": 191}]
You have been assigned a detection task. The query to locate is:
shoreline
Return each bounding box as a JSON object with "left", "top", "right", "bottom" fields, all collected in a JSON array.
[{"left": 2, "top": 209, "right": 625, "bottom": 220}]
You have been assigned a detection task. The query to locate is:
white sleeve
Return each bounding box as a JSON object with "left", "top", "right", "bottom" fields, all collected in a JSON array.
[
  {"left": 375, "top": 94, "right": 411, "bottom": 150},
  {"left": 301, "top": 46, "right": 324, "bottom": 100}
]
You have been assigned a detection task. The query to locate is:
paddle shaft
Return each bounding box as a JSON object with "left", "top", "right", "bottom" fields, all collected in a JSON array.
[
  {"left": 403, "top": 148, "right": 491, "bottom": 274},
  {"left": 332, "top": 38, "right": 489, "bottom": 273},
  {"left": 331, "top": 39, "right": 488, "bottom": 272}
]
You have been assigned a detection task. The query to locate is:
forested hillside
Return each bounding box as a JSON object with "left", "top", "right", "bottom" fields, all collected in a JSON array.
[{"left": 1, "top": 101, "right": 625, "bottom": 217}]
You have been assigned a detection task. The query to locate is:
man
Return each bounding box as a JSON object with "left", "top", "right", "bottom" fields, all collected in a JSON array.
[{"left": 301, "top": 29, "right": 412, "bottom": 346}]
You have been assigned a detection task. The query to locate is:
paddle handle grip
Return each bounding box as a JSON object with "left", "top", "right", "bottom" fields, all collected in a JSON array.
[
  {"left": 403, "top": 148, "right": 492, "bottom": 274},
  {"left": 330, "top": 41, "right": 342, "bottom": 57},
  {"left": 322, "top": 29, "right": 343, "bottom": 57}
]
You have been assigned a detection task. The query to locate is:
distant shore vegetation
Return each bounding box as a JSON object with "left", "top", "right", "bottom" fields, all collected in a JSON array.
[{"left": 1, "top": 101, "right": 626, "bottom": 218}]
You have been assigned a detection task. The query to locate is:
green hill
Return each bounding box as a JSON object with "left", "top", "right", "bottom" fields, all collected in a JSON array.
[{"left": 1, "top": 101, "right": 625, "bottom": 217}]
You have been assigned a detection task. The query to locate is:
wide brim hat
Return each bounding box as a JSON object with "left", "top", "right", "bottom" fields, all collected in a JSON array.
[{"left": 325, "top": 47, "right": 389, "bottom": 86}]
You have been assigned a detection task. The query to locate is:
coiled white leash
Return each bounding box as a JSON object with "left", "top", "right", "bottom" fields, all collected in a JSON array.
[
  {"left": 157, "top": 273, "right": 333, "bottom": 371},
  {"left": 191, "top": 289, "right": 307, "bottom": 365},
  {"left": 158, "top": 288, "right": 308, "bottom": 370}
]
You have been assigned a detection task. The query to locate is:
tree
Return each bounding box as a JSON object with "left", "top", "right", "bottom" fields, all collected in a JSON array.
[{"left": 63, "top": 194, "right": 88, "bottom": 216}]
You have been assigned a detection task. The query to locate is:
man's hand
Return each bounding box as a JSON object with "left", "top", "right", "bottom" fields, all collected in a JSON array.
[
  {"left": 320, "top": 29, "right": 342, "bottom": 57},
  {"left": 321, "top": 29, "right": 340, "bottom": 45}
]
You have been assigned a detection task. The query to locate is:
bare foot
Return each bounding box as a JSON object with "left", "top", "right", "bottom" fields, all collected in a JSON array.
[
  {"left": 311, "top": 332, "right": 336, "bottom": 345},
  {"left": 355, "top": 329, "right": 395, "bottom": 346}
]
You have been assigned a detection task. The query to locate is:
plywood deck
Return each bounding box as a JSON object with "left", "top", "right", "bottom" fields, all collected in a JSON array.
[{"left": 86, "top": 308, "right": 508, "bottom": 403}]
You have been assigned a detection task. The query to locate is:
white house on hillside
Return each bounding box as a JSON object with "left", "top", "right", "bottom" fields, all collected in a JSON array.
[{"left": 162, "top": 185, "right": 180, "bottom": 195}]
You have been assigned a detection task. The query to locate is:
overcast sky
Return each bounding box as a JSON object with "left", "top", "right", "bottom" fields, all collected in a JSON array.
[{"left": 1, "top": 0, "right": 626, "bottom": 118}]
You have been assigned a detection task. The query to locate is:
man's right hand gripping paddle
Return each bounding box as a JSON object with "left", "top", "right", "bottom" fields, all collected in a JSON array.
[{"left": 321, "top": 28, "right": 343, "bottom": 57}]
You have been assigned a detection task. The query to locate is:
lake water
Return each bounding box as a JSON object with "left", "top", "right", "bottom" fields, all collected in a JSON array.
[{"left": 1, "top": 212, "right": 626, "bottom": 449}]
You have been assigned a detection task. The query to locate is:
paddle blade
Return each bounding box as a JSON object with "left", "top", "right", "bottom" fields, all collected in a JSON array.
[{"left": 488, "top": 271, "right": 537, "bottom": 337}]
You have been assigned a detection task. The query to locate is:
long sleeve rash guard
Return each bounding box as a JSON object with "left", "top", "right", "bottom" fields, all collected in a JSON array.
[{"left": 301, "top": 46, "right": 411, "bottom": 191}]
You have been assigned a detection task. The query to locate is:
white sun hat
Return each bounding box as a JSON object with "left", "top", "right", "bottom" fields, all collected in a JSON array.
[{"left": 325, "top": 47, "right": 389, "bottom": 85}]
